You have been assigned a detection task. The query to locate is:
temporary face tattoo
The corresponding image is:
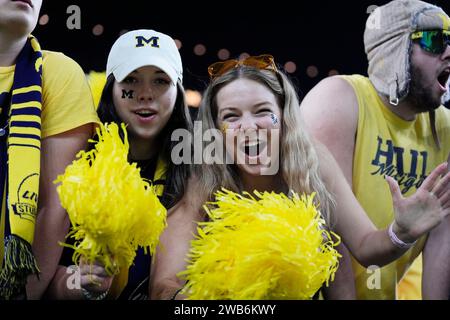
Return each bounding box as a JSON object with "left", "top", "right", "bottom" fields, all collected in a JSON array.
[
  {"left": 220, "top": 122, "right": 229, "bottom": 133},
  {"left": 122, "top": 89, "right": 134, "bottom": 99},
  {"left": 270, "top": 113, "right": 279, "bottom": 125}
]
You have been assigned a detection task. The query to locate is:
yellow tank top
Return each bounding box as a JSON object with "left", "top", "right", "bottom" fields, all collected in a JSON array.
[{"left": 340, "top": 75, "right": 450, "bottom": 299}]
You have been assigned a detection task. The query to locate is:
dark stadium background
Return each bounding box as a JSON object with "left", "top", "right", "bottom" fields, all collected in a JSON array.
[{"left": 34, "top": 0, "right": 450, "bottom": 100}]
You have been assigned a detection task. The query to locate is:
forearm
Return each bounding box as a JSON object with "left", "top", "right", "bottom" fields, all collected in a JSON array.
[
  {"left": 25, "top": 125, "right": 94, "bottom": 299},
  {"left": 422, "top": 216, "right": 450, "bottom": 299},
  {"left": 151, "top": 277, "right": 186, "bottom": 300},
  {"left": 26, "top": 207, "right": 71, "bottom": 299},
  {"left": 353, "top": 227, "right": 410, "bottom": 268},
  {"left": 44, "top": 266, "right": 83, "bottom": 299}
]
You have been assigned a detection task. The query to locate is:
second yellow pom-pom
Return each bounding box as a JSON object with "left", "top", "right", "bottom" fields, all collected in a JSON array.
[
  {"left": 55, "top": 122, "right": 167, "bottom": 275},
  {"left": 179, "top": 189, "right": 341, "bottom": 300}
]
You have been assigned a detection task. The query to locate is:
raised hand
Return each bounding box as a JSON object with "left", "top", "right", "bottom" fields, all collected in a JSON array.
[{"left": 386, "top": 162, "right": 450, "bottom": 243}]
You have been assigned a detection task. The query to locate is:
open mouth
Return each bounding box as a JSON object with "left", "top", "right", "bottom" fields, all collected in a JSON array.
[
  {"left": 241, "top": 140, "right": 267, "bottom": 157},
  {"left": 134, "top": 110, "right": 156, "bottom": 118},
  {"left": 437, "top": 68, "right": 450, "bottom": 89}
]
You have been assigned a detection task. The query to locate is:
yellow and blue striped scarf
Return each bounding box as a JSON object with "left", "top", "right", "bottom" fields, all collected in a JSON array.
[{"left": 0, "top": 36, "right": 42, "bottom": 299}]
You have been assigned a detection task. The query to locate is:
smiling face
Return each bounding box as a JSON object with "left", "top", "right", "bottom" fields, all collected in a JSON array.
[
  {"left": 112, "top": 65, "right": 177, "bottom": 144},
  {"left": 216, "top": 78, "right": 281, "bottom": 177},
  {"left": 407, "top": 42, "right": 450, "bottom": 112},
  {"left": 0, "top": 0, "right": 42, "bottom": 36}
]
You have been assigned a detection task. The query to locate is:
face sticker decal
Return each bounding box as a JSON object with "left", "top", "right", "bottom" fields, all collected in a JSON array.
[
  {"left": 122, "top": 89, "right": 134, "bottom": 99},
  {"left": 220, "top": 122, "right": 229, "bottom": 133},
  {"left": 270, "top": 113, "right": 279, "bottom": 125}
]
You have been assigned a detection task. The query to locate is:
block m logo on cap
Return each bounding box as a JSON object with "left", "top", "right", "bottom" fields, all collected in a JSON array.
[{"left": 135, "top": 35, "right": 160, "bottom": 48}]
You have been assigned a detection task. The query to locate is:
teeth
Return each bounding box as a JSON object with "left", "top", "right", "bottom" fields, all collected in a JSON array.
[
  {"left": 135, "top": 110, "right": 154, "bottom": 115},
  {"left": 246, "top": 141, "right": 259, "bottom": 147},
  {"left": 241, "top": 140, "right": 269, "bottom": 157}
]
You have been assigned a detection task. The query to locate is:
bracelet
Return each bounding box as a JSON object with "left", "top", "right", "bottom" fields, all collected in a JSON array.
[
  {"left": 81, "top": 287, "right": 109, "bottom": 300},
  {"left": 388, "top": 222, "right": 417, "bottom": 249},
  {"left": 170, "top": 287, "right": 184, "bottom": 300}
]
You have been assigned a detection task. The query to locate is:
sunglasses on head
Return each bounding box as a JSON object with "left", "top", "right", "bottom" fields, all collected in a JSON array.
[
  {"left": 411, "top": 30, "right": 450, "bottom": 54},
  {"left": 208, "top": 54, "right": 277, "bottom": 79}
]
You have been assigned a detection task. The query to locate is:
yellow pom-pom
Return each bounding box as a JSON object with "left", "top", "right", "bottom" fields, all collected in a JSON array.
[
  {"left": 86, "top": 71, "right": 106, "bottom": 109},
  {"left": 55, "top": 123, "right": 167, "bottom": 275},
  {"left": 179, "top": 189, "right": 341, "bottom": 300}
]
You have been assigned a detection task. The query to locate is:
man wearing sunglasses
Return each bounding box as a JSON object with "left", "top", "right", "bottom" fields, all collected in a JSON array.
[{"left": 301, "top": 0, "right": 450, "bottom": 300}]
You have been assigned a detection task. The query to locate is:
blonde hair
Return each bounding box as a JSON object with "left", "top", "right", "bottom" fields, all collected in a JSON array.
[{"left": 195, "top": 67, "right": 335, "bottom": 225}]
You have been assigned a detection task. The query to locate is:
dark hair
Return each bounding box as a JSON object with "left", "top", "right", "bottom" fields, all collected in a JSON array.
[{"left": 96, "top": 74, "right": 192, "bottom": 209}]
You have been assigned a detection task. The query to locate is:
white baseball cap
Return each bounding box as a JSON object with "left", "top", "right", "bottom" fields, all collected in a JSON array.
[{"left": 106, "top": 29, "right": 182, "bottom": 84}]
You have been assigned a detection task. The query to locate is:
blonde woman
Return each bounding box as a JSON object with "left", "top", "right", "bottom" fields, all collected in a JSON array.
[{"left": 150, "top": 55, "right": 450, "bottom": 300}]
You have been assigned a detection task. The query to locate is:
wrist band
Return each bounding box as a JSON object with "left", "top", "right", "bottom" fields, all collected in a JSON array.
[
  {"left": 388, "top": 222, "right": 417, "bottom": 249},
  {"left": 81, "top": 287, "right": 109, "bottom": 300}
]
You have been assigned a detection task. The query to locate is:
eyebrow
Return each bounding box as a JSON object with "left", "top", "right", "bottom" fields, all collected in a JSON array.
[
  {"left": 219, "top": 107, "right": 239, "bottom": 117},
  {"left": 218, "top": 101, "right": 273, "bottom": 116},
  {"left": 253, "top": 101, "right": 273, "bottom": 108}
]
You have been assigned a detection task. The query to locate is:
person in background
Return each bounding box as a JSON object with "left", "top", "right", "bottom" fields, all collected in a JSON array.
[
  {"left": 46, "top": 29, "right": 193, "bottom": 300},
  {"left": 300, "top": 0, "right": 450, "bottom": 299},
  {"left": 0, "top": 0, "right": 99, "bottom": 299}
]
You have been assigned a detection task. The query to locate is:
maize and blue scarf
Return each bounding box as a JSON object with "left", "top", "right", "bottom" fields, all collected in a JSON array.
[{"left": 0, "top": 36, "right": 43, "bottom": 299}]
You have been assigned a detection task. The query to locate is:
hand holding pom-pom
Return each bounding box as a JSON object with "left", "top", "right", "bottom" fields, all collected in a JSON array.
[
  {"left": 55, "top": 123, "right": 167, "bottom": 276},
  {"left": 179, "top": 189, "right": 341, "bottom": 300}
]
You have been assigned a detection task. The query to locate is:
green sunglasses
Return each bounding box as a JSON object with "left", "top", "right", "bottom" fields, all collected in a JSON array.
[{"left": 411, "top": 30, "right": 450, "bottom": 54}]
